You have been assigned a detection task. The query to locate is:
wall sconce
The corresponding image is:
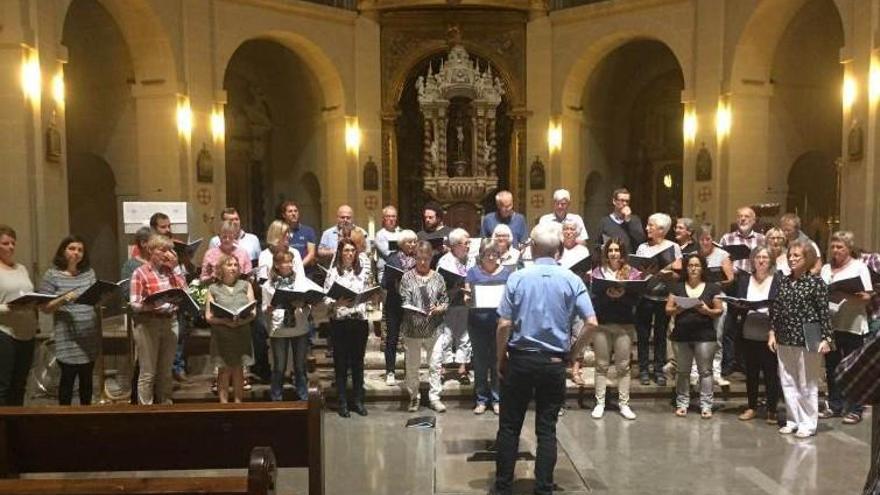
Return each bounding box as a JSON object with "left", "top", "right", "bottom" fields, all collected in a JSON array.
[
  {"left": 682, "top": 109, "right": 697, "bottom": 145},
  {"left": 715, "top": 100, "right": 731, "bottom": 140},
  {"left": 210, "top": 105, "right": 225, "bottom": 143},
  {"left": 843, "top": 72, "right": 857, "bottom": 112},
  {"left": 869, "top": 58, "right": 880, "bottom": 107},
  {"left": 51, "top": 70, "right": 64, "bottom": 108},
  {"left": 547, "top": 120, "right": 562, "bottom": 154},
  {"left": 176, "top": 97, "right": 193, "bottom": 140},
  {"left": 20, "top": 48, "right": 41, "bottom": 104},
  {"left": 345, "top": 117, "right": 361, "bottom": 154}
]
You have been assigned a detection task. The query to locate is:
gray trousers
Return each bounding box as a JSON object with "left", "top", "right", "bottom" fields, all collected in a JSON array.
[{"left": 674, "top": 341, "right": 715, "bottom": 410}]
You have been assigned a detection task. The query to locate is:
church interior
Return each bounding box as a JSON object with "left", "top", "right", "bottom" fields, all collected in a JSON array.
[{"left": 0, "top": 0, "right": 877, "bottom": 493}]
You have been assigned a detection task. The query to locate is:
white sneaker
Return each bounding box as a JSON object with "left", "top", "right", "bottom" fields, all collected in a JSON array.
[
  {"left": 794, "top": 429, "right": 816, "bottom": 438},
  {"left": 408, "top": 396, "right": 419, "bottom": 412},
  {"left": 385, "top": 373, "right": 396, "bottom": 386},
  {"left": 778, "top": 424, "right": 798, "bottom": 435},
  {"left": 591, "top": 404, "right": 605, "bottom": 419},
  {"left": 430, "top": 400, "right": 447, "bottom": 413},
  {"left": 619, "top": 405, "right": 637, "bottom": 420},
  {"left": 715, "top": 375, "right": 730, "bottom": 386}
]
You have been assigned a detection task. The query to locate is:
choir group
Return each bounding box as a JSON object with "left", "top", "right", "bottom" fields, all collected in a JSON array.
[{"left": 0, "top": 186, "right": 875, "bottom": 440}]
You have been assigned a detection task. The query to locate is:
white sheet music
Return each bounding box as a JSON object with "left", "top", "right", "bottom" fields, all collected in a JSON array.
[{"left": 473, "top": 284, "right": 505, "bottom": 309}]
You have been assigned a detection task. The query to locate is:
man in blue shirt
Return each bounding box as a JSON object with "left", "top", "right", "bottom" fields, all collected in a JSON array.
[
  {"left": 480, "top": 190, "right": 527, "bottom": 246},
  {"left": 494, "top": 223, "right": 597, "bottom": 495},
  {"left": 279, "top": 200, "right": 317, "bottom": 273}
]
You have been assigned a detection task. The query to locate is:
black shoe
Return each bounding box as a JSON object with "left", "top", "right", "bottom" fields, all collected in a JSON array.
[
  {"left": 351, "top": 402, "right": 368, "bottom": 416},
  {"left": 338, "top": 405, "right": 350, "bottom": 418},
  {"left": 640, "top": 372, "right": 650, "bottom": 386},
  {"left": 655, "top": 375, "right": 667, "bottom": 387}
]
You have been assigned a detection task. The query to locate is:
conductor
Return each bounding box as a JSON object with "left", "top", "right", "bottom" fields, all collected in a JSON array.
[{"left": 494, "top": 223, "right": 597, "bottom": 495}]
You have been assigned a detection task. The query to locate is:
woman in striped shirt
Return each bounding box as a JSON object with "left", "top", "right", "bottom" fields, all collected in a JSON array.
[{"left": 40, "top": 236, "right": 99, "bottom": 405}]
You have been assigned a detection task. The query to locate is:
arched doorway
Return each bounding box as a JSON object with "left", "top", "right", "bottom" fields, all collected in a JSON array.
[
  {"left": 395, "top": 49, "right": 513, "bottom": 232},
  {"left": 580, "top": 40, "right": 685, "bottom": 231},
  {"left": 224, "top": 39, "right": 326, "bottom": 237},
  {"left": 768, "top": 0, "right": 844, "bottom": 222},
  {"left": 787, "top": 151, "right": 835, "bottom": 247},
  {"left": 63, "top": 0, "right": 136, "bottom": 280}
]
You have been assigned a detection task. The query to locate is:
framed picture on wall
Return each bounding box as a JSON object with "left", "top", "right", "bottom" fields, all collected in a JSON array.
[{"left": 196, "top": 144, "right": 213, "bottom": 183}]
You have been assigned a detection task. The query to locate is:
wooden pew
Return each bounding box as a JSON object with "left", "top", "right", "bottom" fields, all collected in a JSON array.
[{"left": 0, "top": 390, "right": 324, "bottom": 494}]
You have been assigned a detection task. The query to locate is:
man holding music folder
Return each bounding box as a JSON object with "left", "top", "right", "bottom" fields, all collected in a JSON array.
[{"left": 493, "top": 223, "right": 596, "bottom": 495}]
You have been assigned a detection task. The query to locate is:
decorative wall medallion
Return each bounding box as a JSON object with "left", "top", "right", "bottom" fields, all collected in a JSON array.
[
  {"left": 197, "top": 187, "right": 212, "bottom": 205},
  {"left": 531, "top": 193, "right": 544, "bottom": 209},
  {"left": 697, "top": 186, "right": 712, "bottom": 203}
]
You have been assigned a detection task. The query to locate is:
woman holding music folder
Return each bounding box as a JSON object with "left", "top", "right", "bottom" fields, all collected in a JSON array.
[
  {"left": 633, "top": 213, "right": 682, "bottom": 386},
  {"left": 39, "top": 236, "right": 100, "bottom": 405},
  {"left": 0, "top": 225, "right": 40, "bottom": 406},
  {"left": 464, "top": 240, "right": 511, "bottom": 415},
  {"left": 262, "top": 250, "right": 315, "bottom": 402},
  {"left": 204, "top": 255, "right": 255, "bottom": 404},
  {"left": 588, "top": 238, "right": 644, "bottom": 420},
  {"left": 324, "top": 238, "right": 377, "bottom": 417},
  {"left": 436, "top": 228, "right": 473, "bottom": 384},
  {"left": 559, "top": 220, "right": 591, "bottom": 385},
  {"left": 819, "top": 231, "right": 873, "bottom": 424},
  {"left": 399, "top": 241, "right": 449, "bottom": 413},
  {"left": 665, "top": 253, "right": 723, "bottom": 418},
  {"left": 381, "top": 229, "right": 419, "bottom": 386},
  {"left": 729, "top": 246, "right": 781, "bottom": 423},
  {"left": 769, "top": 240, "right": 832, "bottom": 437},
  {"left": 129, "top": 234, "right": 188, "bottom": 405},
  {"left": 695, "top": 223, "right": 733, "bottom": 386},
  {"left": 674, "top": 217, "right": 698, "bottom": 255}
]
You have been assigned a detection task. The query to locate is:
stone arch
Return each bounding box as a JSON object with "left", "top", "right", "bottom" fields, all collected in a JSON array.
[
  {"left": 728, "top": 0, "right": 846, "bottom": 92},
  {"left": 218, "top": 31, "right": 346, "bottom": 114},
  {"left": 561, "top": 32, "right": 690, "bottom": 115},
  {"left": 60, "top": 0, "right": 178, "bottom": 86}
]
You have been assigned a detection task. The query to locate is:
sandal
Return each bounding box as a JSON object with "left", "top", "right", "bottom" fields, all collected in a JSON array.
[
  {"left": 674, "top": 407, "right": 688, "bottom": 417},
  {"left": 738, "top": 408, "right": 756, "bottom": 421},
  {"left": 843, "top": 412, "right": 863, "bottom": 425}
]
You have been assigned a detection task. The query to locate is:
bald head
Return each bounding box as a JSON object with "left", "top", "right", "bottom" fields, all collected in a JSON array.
[{"left": 336, "top": 205, "right": 354, "bottom": 229}]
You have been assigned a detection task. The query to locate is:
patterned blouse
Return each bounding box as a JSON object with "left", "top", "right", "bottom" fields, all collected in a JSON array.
[
  {"left": 324, "top": 266, "right": 370, "bottom": 320},
  {"left": 399, "top": 269, "right": 448, "bottom": 339},
  {"left": 769, "top": 272, "right": 833, "bottom": 347}
]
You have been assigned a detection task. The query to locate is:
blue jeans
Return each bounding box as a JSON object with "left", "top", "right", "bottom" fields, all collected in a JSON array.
[
  {"left": 270, "top": 334, "right": 309, "bottom": 401},
  {"left": 468, "top": 313, "right": 499, "bottom": 406},
  {"left": 825, "top": 331, "right": 865, "bottom": 415},
  {"left": 172, "top": 312, "right": 190, "bottom": 374}
]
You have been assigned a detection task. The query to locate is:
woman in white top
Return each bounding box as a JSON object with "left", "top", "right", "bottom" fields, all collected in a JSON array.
[
  {"left": 324, "top": 238, "right": 378, "bottom": 417},
  {"left": 258, "top": 220, "right": 305, "bottom": 282},
  {"left": 0, "top": 225, "right": 40, "bottom": 406},
  {"left": 262, "top": 250, "right": 313, "bottom": 402},
  {"left": 634, "top": 213, "right": 682, "bottom": 386},
  {"left": 733, "top": 246, "right": 781, "bottom": 423},
  {"left": 820, "top": 230, "right": 873, "bottom": 424},
  {"left": 492, "top": 224, "right": 521, "bottom": 267},
  {"left": 695, "top": 223, "right": 733, "bottom": 386},
  {"left": 560, "top": 220, "right": 592, "bottom": 385}
]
